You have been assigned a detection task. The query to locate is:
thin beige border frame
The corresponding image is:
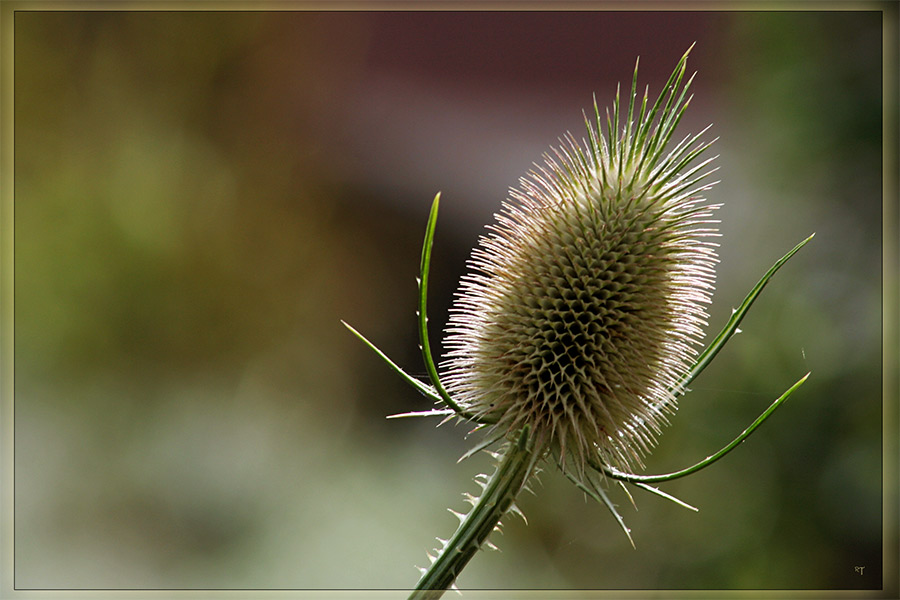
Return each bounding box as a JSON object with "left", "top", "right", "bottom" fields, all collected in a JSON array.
[{"left": 0, "top": 3, "right": 896, "bottom": 599}]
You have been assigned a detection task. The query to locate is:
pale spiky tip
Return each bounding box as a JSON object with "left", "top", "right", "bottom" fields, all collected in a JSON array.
[{"left": 442, "top": 47, "right": 720, "bottom": 479}]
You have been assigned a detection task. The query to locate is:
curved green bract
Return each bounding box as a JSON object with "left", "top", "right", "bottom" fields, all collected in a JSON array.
[
  {"left": 343, "top": 193, "right": 493, "bottom": 423},
  {"left": 670, "top": 233, "right": 815, "bottom": 397},
  {"left": 599, "top": 372, "right": 809, "bottom": 484},
  {"left": 418, "top": 193, "right": 493, "bottom": 424}
]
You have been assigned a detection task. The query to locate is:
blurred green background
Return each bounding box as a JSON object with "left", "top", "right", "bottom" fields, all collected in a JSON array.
[{"left": 12, "top": 9, "right": 890, "bottom": 593}]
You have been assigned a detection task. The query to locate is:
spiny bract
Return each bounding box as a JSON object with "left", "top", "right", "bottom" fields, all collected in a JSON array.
[{"left": 442, "top": 48, "right": 721, "bottom": 477}]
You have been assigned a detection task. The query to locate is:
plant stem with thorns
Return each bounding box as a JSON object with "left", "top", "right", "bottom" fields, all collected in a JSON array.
[
  {"left": 343, "top": 45, "right": 813, "bottom": 596},
  {"left": 410, "top": 426, "right": 536, "bottom": 600}
]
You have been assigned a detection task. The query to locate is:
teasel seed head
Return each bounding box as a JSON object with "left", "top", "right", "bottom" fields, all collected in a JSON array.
[{"left": 442, "top": 48, "right": 721, "bottom": 477}]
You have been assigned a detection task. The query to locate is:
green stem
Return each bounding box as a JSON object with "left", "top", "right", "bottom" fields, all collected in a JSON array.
[{"left": 410, "top": 426, "right": 535, "bottom": 599}]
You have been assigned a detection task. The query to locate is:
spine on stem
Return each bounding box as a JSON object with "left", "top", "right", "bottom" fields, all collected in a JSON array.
[{"left": 410, "top": 426, "right": 536, "bottom": 600}]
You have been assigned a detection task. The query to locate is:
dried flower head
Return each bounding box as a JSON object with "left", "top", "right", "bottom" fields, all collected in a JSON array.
[
  {"left": 441, "top": 49, "right": 720, "bottom": 476},
  {"left": 344, "top": 45, "right": 812, "bottom": 597}
]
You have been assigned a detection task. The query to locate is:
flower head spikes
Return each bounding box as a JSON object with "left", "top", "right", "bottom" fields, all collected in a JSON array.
[
  {"left": 442, "top": 46, "right": 719, "bottom": 477},
  {"left": 343, "top": 45, "right": 812, "bottom": 597}
]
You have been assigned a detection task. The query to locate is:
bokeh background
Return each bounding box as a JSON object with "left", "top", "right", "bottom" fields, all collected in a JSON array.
[{"left": 12, "top": 9, "right": 892, "bottom": 594}]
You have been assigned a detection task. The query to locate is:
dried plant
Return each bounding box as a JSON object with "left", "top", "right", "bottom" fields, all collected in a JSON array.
[{"left": 344, "top": 45, "right": 812, "bottom": 598}]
